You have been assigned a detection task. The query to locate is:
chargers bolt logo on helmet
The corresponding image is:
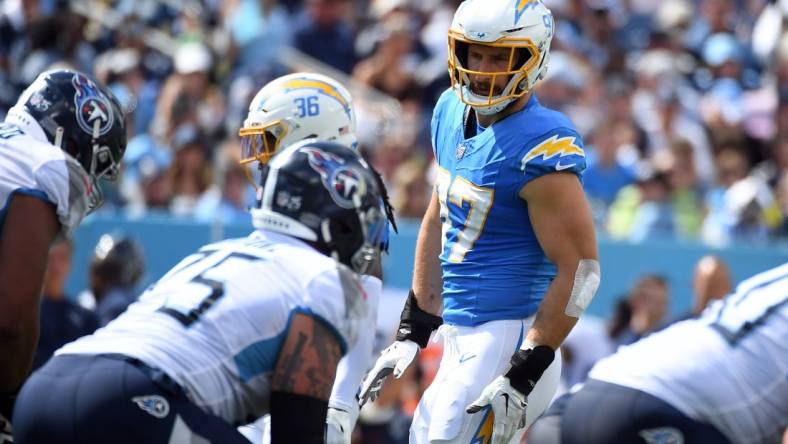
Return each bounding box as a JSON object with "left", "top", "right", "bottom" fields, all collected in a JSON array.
[{"left": 73, "top": 73, "right": 114, "bottom": 137}]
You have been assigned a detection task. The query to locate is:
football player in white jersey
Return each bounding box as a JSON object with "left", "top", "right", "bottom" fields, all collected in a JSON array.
[
  {"left": 529, "top": 262, "right": 788, "bottom": 444},
  {"left": 0, "top": 69, "right": 127, "bottom": 441},
  {"left": 12, "top": 141, "right": 388, "bottom": 444},
  {"left": 238, "top": 72, "right": 396, "bottom": 444}
]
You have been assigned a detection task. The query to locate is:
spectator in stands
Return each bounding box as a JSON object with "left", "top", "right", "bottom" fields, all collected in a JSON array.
[
  {"left": 702, "top": 145, "right": 781, "bottom": 245},
  {"left": 666, "top": 139, "right": 706, "bottom": 239},
  {"left": 583, "top": 120, "right": 636, "bottom": 225},
  {"left": 293, "top": 0, "right": 356, "bottom": 73},
  {"left": 32, "top": 239, "right": 98, "bottom": 371},
  {"left": 615, "top": 274, "right": 670, "bottom": 346},
  {"left": 194, "top": 142, "right": 254, "bottom": 225},
  {"left": 607, "top": 167, "right": 676, "bottom": 242},
  {"left": 87, "top": 234, "right": 146, "bottom": 327},
  {"left": 168, "top": 123, "right": 212, "bottom": 217},
  {"left": 353, "top": 10, "right": 420, "bottom": 100},
  {"left": 390, "top": 158, "right": 430, "bottom": 220},
  {"left": 223, "top": 0, "right": 293, "bottom": 75},
  {"left": 152, "top": 42, "right": 225, "bottom": 141},
  {"left": 689, "top": 255, "right": 731, "bottom": 315}
]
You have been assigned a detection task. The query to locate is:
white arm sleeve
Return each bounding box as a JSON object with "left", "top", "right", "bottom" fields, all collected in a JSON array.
[{"left": 329, "top": 275, "right": 382, "bottom": 412}]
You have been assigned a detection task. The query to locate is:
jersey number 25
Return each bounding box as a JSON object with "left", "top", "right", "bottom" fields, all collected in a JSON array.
[{"left": 435, "top": 167, "right": 494, "bottom": 263}]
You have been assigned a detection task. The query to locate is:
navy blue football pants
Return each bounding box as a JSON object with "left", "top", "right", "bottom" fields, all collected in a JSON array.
[
  {"left": 527, "top": 379, "right": 731, "bottom": 444},
  {"left": 13, "top": 354, "right": 251, "bottom": 444}
]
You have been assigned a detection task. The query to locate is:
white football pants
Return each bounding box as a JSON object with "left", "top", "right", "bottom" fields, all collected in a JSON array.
[{"left": 410, "top": 318, "right": 562, "bottom": 444}]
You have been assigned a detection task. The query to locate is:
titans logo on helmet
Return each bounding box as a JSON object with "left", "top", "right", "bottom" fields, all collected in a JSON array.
[
  {"left": 304, "top": 147, "right": 367, "bottom": 209},
  {"left": 72, "top": 73, "right": 114, "bottom": 137}
]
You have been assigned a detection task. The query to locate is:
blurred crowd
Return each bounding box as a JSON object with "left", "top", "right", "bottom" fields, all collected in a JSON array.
[{"left": 3, "top": 0, "right": 788, "bottom": 246}]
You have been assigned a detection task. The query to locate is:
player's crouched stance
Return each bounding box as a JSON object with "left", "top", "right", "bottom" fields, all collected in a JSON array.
[{"left": 12, "top": 141, "right": 387, "bottom": 444}]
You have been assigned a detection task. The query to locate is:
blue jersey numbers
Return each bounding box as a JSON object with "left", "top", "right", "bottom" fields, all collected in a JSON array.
[
  {"left": 435, "top": 167, "right": 494, "bottom": 263},
  {"left": 294, "top": 96, "right": 320, "bottom": 117}
]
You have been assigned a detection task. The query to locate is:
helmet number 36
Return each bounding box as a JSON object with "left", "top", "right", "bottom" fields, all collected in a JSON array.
[
  {"left": 435, "top": 167, "right": 494, "bottom": 263},
  {"left": 294, "top": 96, "right": 320, "bottom": 117}
]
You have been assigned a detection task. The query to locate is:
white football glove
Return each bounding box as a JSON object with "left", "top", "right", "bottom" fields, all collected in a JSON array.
[
  {"left": 325, "top": 407, "right": 352, "bottom": 444},
  {"left": 466, "top": 376, "right": 527, "bottom": 444},
  {"left": 358, "top": 340, "right": 419, "bottom": 406},
  {"left": 0, "top": 413, "right": 12, "bottom": 444}
]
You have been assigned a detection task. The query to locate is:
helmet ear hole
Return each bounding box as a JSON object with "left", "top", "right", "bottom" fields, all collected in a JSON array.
[{"left": 327, "top": 217, "right": 362, "bottom": 266}]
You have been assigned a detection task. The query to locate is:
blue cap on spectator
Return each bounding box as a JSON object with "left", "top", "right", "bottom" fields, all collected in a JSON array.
[{"left": 702, "top": 33, "right": 743, "bottom": 67}]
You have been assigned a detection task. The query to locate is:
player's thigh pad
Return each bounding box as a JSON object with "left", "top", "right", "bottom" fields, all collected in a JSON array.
[{"left": 409, "top": 320, "right": 520, "bottom": 443}]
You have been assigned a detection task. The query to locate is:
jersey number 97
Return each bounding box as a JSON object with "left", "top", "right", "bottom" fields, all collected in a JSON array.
[{"left": 435, "top": 167, "right": 494, "bottom": 263}]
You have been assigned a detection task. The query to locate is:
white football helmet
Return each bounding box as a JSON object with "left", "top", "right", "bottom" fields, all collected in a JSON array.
[
  {"left": 239, "top": 72, "right": 357, "bottom": 165},
  {"left": 448, "top": 0, "right": 554, "bottom": 115}
]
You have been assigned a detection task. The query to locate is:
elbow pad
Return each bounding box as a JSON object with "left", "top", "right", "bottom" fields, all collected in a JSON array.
[{"left": 565, "top": 259, "right": 601, "bottom": 318}]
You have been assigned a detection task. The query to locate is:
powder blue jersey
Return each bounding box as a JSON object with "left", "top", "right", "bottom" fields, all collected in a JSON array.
[{"left": 431, "top": 89, "right": 586, "bottom": 326}]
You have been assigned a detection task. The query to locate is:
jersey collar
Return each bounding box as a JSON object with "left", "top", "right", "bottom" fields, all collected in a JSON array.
[{"left": 4, "top": 107, "right": 51, "bottom": 144}]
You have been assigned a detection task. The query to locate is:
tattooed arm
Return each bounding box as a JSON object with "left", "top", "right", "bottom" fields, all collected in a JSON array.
[{"left": 270, "top": 312, "right": 343, "bottom": 443}]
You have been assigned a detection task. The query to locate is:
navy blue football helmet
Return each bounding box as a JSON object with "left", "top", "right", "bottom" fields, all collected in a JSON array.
[
  {"left": 91, "top": 233, "right": 145, "bottom": 288},
  {"left": 252, "top": 140, "right": 387, "bottom": 273},
  {"left": 10, "top": 69, "right": 127, "bottom": 211}
]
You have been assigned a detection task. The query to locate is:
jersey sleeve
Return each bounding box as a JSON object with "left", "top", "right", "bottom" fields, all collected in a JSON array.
[
  {"left": 430, "top": 88, "right": 455, "bottom": 163},
  {"left": 329, "top": 275, "right": 381, "bottom": 411},
  {"left": 304, "top": 265, "right": 369, "bottom": 355},
  {"left": 509, "top": 127, "right": 587, "bottom": 193},
  {"left": 34, "top": 156, "right": 90, "bottom": 238}
]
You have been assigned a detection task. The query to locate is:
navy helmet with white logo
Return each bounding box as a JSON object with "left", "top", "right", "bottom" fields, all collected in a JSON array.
[
  {"left": 9, "top": 69, "right": 127, "bottom": 211},
  {"left": 252, "top": 140, "right": 387, "bottom": 273}
]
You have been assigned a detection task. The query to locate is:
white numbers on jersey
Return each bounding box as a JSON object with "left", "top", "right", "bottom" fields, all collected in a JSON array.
[
  {"left": 154, "top": 249, "right": 266, "bottom": 327},
  {"left": 705, "top": 269, "right": 788, "bottom": 344},
  {"left": 434, "top": 167, "right": 494, "bottom": 263}
]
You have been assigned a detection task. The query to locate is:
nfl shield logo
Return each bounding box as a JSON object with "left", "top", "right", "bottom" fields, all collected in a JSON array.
[{"left": 456, "top": 143, "right": 467, "bottom": 160}]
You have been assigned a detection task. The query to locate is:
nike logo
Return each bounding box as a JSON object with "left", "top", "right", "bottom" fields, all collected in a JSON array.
[
  {"left": 555, "top": 161, "right": 575, "bottom": 171},
  {"left": 459, "top": 353, "right": 477, "bottom": 364}
]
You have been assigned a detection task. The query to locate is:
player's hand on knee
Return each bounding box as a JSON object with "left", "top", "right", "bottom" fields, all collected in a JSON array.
[
  {"left": 467, "top": 375, "right": 527, "bottom": 443},
  {"left": 325, "top": 406, "right": 352, "bottom": 444},
  {"left": 358, "top": 339, "right": 419, "bottom": 406}
]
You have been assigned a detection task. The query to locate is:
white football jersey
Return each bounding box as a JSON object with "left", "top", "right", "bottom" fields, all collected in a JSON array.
[
  {"left": 0, "top": 115, "right": 91, "bottom": 237},
  {"left": 590, "top": 263, "right": 788, "bottom": 444},
  {"left": 58, "top": 230, "right": 368, "bottom": 426}
]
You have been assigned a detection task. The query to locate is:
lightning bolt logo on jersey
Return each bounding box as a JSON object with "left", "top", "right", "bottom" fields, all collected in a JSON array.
[{"left": 431, "top": 89, "right": 586, "bottom": 326}]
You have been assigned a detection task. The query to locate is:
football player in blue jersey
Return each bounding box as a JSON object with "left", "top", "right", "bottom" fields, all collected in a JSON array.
[{"left": 360, "top": 1, "right": 600, "bottom": 443}]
